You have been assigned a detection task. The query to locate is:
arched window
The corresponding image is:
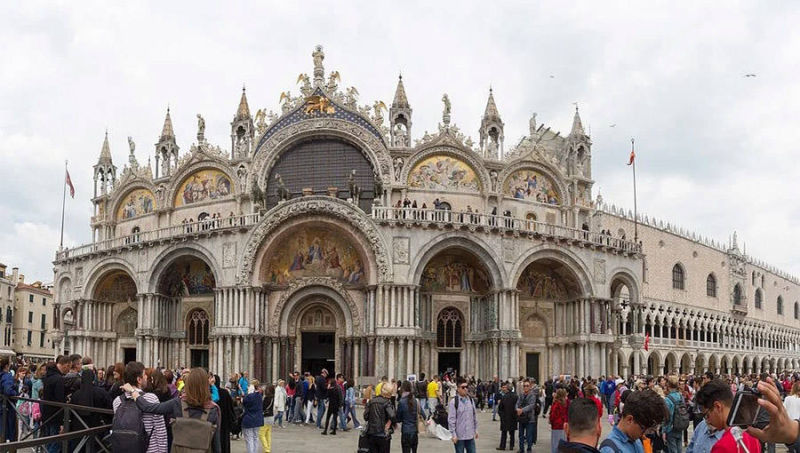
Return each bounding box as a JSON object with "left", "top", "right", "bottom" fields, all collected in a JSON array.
[
  {"left": 672, "top": 264, "right": 685, "bottom": 290},
  {"left": 5, "top": 307, "right": 11, "bottom": 323},
  {"left": 794, "top": 302, "right": 799, "bottom": 320},
  {"left": 438, "top": 202, "right": 452, "bottom": 211},
  {"left": 755, "top": 289, "right": 763, "bottom": 309},
  {"left": 752, "top": 271, "right": 756, "bottom": 286},
  {"left": 778, "top": 296, "right": 784, "bottom": 315},
  {"left": 436, "top": 307, "right": 463, "bottom": 348},
  {"left": 733, "top": 284, "right": 742, "bottom": 305},
  {"left": 186, "top": 309, "right": 210, "bottom": 345},
  {"left": 706, "top": 274, "right": 717, "bottom": 297}
]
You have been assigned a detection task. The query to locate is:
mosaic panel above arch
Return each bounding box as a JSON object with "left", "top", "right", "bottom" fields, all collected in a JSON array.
[
  {"left": 407, "top": 155, "right": 481, "bottom": 192},
  {"left": 421, "top": 251, "right": 490, "bottom": 294},
  {"left": 174, "top": 169, "right": 233, "bottom": 207},
  {"left": 516, "top": 259, "right": 581, "bottom": 299},
  {"left": 504, "top": 169, "right": 560, "bottom": 205},
  {"left": 93, "top": 270, "right": 137, "bottom": 303},
  {"left": 260, "top": 225, "right": 367, "bottom": 286},
  {"left": 117, "top": 188, "right": 156, "bottom": 220},
  {"left": 158, "top": 256, "right": 216, "bottom": 297}
]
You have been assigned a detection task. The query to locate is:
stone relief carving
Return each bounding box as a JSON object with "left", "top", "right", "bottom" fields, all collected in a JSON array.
[
  {"left": 392, "top": 237, "right": 410, "bottom": 265},
  {"left": 502, "top": 241, "right": 516, "bottom": 263},
  {"left": 222, "top": 243, "right": 236, "bottom": 269},
  {"left": 237, "top": 196, "right": 391, "bottom": 285},
  {"left": 269, "top": 276, "right": 362, "bottom": 334},
  {"left": 593, "top": 259, "right": 607, "bottom": 284}
]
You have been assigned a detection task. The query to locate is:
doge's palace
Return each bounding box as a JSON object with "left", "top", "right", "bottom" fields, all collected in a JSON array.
[{"left": 51, "top": 46, "right": 800, "bottom": 382}]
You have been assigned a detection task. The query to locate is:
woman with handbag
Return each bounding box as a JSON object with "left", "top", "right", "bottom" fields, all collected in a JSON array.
[{"left": 396, "top": 380, "right": 422, "bottom": 453}]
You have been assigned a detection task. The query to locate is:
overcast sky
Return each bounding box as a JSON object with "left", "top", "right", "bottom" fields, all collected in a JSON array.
[{"left": 1, "top": 1, "right": 799, "bottom": 282}]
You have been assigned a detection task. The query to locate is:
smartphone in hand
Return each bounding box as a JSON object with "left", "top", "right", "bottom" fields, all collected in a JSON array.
[{"left": 727, "top": 391, "right": 761, "bottom": 428}]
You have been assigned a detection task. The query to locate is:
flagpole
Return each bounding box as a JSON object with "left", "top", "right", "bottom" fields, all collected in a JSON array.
[
  {"left": 631, "top": 138, "right": 638, "bottom": 242},
  {"left": 60, "top": 160, "right": 67, "bottom": 250}
]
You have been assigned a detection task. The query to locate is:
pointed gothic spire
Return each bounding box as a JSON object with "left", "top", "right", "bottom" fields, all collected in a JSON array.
[
  {"left": 98, "top": 130, "right": 113, "bottom": 164},
  {"left": 160, "top": 107, "right": 175, "bottom": 139},
  {"left": 483, "top": 87, "right": 501, "bottom": 121},
  {"left": 391, "top": 74, "right": 409, "bottom": 109},
  {"left": 236, "top": 85, "right": 251, "bottom": 119},
  {"left": 570, "top": 104, "right": 585, "bottom": 136}
]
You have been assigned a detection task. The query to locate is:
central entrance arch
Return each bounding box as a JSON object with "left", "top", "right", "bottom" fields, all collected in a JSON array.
[{"left": 297, "top": 304, "right": 338, "bottom": 375}]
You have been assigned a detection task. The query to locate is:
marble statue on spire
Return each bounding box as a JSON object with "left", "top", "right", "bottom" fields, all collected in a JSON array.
[
  {"left": 441, "top": 93, "right": 451, "bottom": 127},
  {"left": 312, "top": 45, "right": 325, "bottom": 87}
]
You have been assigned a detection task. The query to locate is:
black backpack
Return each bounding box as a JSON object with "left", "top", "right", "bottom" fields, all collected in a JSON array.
[
  {"left": 669, "top": 393, "right": 691, "bottom": 432},
  {"left": 111, "top": 396, "right": 149, "bottom": 453}
]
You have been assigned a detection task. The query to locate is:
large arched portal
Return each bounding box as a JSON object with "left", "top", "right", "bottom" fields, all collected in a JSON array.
[
  {"left": 516, "top": 257, "right": 592, "bottom": 378},
  {"left": 91, "top": 269, "right": 138, "bottom": 364},
  {"left": 265, "top": 138, "right": 377, "bottom": 211},
  {"left": 154, "top": 254, "right": 217, "bottom": 369}
]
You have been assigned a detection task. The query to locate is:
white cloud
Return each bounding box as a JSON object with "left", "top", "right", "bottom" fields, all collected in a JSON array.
[{"left": 1, "top": 0, "right": 799, "bottom": 280}]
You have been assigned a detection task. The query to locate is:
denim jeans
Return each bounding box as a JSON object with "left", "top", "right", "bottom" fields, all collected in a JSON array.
[
  {"left": 519, "top": 420, "right": 536, "bottom": 451},
  {"left": 401, "top": 431, "right": 418, "bottom": 453},
  {"left": 417, "top": 398, "right": 428, "bottom": 418},
  {"left": 43, "top": 423, "right": 61, "bottom": 453},
  {"left": 666, "top": 430, "right": 683, "bottom": 453},
  {"left": 316, "top": 398, "right": 327, "bottom": 428},
  {"left": 293, "top": 396, "right": 304, "bottom": 422},
  {"left": 286, "top": 396, "right": 295, "bottom": 422},
  {"left": 342, "top": 401, "right": 361, "bottom": 429},
  {"left": 243, "top": 427, "right": 261, "bottom": 453},
  {"left": 273, "top": 411, "right": 284, "bottom": 427},
  {"left": 428, "top": 397, "right": 439, "bottom": 416},
  {"left": 454, "top": 438, "right": 476, "bottom": 453}
]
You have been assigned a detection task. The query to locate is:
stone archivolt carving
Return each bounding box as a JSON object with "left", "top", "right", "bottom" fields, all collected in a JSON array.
[
  {"left": 237, "top": 196, "right": 391, "bottom": 285},
  {"left": 249, "top": 118, "right": 392, "bottom": 193},
  {"left": 393, "top": 237, "right": 410, "bottom": 265},
  {"left": 269, "top": 276, "right": 362, "bottom": 334}
]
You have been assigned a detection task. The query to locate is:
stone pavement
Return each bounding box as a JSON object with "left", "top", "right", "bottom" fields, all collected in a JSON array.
[{"left": 230, "top": 409, "right": 617, "bottom": 453}]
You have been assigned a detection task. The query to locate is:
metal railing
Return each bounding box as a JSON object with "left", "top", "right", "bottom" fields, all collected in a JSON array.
[
  {"left": 372, "top": 206, "right": 642, "bottom": 253},
  {"left": 55, "top": 212, "right": 261, "bottom": 261},
  {"left": 0, "top": 395, "right": 113, "bottom": 452}
]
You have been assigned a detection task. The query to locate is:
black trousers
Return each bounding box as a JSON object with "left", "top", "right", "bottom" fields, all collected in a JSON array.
[
  {"left": 401, "top": 432, "right": 418, "bottom": 453},
  {"left": 500, "top": 429, "right": 516, "bottom": 449},
  {"left": 324, "top": 405, "right": 340, "bottom": 432},
  {"left": 368, "top": 434, "right": 391, "bottom": 453}
]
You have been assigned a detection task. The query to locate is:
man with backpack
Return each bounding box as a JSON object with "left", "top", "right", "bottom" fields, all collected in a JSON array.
[
  {"left": 111, "top": 361, "right": 167, "bottom": 452},
  {"left": 663, "top": 376, "right": 690, "bottom": 453},
  {"left": 448, "top": 377, "right": 479, "bottom": 453}
]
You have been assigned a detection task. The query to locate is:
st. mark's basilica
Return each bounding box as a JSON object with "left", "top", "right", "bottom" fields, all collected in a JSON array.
[{"left": 52, "top": 46, "right": 800, "bottom": 383}]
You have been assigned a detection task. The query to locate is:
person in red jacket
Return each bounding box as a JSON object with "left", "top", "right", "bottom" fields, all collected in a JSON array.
[{"left": 549, "top": 388, "right": 569, "bottom": 453}]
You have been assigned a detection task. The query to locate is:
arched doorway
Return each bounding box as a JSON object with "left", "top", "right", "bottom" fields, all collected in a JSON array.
[
  {"left": 418, "top": 247, "right": 492, "bottom": 377},
  {"left": 298, "top": 304, "right": 338, "bottom": 376},
  {"left": 521, "top": 314, "right": 547, "bottom": 383},
  {"left": 186, "top": 308, "right": 210, "bottom": 368},
  {"left": 436, "top": 307, "right": 464, "bottom": 375},
  {"left": 93, "top": 269, "right": 138, "bottom": 363},
  {"left": 517, "top": 258, "right": 584, "bottom": 376}
]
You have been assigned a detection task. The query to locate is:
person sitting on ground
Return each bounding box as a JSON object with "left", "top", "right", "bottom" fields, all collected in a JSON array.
[
  {"left": 599, "top": 389, "right": 668, "bottom": 453},
  {"left": 559, "top": 398, "right": 603, "bottom": 453}
]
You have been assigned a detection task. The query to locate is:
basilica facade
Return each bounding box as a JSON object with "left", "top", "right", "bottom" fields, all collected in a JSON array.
[{"left": 51, "top": 47, "right": 800, "bottom": 383}]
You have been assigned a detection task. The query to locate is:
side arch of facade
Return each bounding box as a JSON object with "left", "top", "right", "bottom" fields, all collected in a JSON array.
[
  {"left": 407, "top": 232, "right": 506, "bottom": 289},
  {"left": 145, "top": 243, "right": 224, "bottom": 294},
  {"left": 400, "top": 144, "right": 492, "bottom": 195},
  {"left": 81, "top": 257, "right": 140, "bottom": 301},
  {"left": 250, "top": 118, "right": 392, "bottom": 192},
  {"left": 237, "top": 196, "right": 392, "bottom": 286},
  {"left": 509, "top": 245, "right": 595, "bottom": 297},
  {"left": 109, "top": 179, "right": 160, "bottom": 221},
  {"left": 608, "top": 267, "right": 642, "bottom": 306},
  {"left": 497, "top": 158, "right": 570, "bottom": 206},
  {"left": 164, "top": 155, "right": 239, "bottom": 210}
]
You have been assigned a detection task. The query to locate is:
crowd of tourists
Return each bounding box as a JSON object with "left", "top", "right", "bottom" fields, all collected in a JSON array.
[{"left": 1, "top": 355, "right": 800, "bottom": 453}]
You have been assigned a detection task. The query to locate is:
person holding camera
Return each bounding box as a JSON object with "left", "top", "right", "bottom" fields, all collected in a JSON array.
[{"left": 687, "top": 379, "right": 761, "bottom": 453}]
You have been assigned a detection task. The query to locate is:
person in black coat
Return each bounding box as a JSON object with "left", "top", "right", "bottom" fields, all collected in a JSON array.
[
  {"left": 322, "top": 376, "right": 342, "bottom": 435},
  {"left": 69, "top": 369, "right": 112, "bottom": 430},
  {"left": 214, "top": 375, "right": 235, "bottom": 453},
  {"left": 498, "top": 381, "right": 519, "bottom": 451}
]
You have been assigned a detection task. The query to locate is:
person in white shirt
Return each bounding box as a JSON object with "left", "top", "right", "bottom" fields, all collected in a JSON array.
[{"left": 783, "top": 381, "right": 800, "bottom": 421}]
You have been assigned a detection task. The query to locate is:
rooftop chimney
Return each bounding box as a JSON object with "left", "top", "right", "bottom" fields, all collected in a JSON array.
[{"left": 11, "top": 268, "right": 18, "bottom": 285}]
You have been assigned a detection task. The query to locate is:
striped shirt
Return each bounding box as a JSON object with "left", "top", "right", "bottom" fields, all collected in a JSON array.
[{"left": 113, "top": 392, "right": 168, "bottom": 453}]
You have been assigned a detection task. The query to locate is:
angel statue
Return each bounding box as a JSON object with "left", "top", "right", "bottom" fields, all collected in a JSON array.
[
  {"left": 254, "top": 109, "right": 268, "bottom": 135},
  {"left": 196, "top": 114, "right": 206, "bottom": 141},
  {"left": 279, "top": 91, "right": 292, "bottom": 113},
  {"left": 345, "top": 86, "right": 359, "bottom": 108},
  {"left": 297, "top": 73, "right": 312, "bottom": 97},
  {"left": 372, "top": 100, "right": 387, "bottom": 125},
  {"left": 327, "top": 70, "right": 341, "bottom": 92}
]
